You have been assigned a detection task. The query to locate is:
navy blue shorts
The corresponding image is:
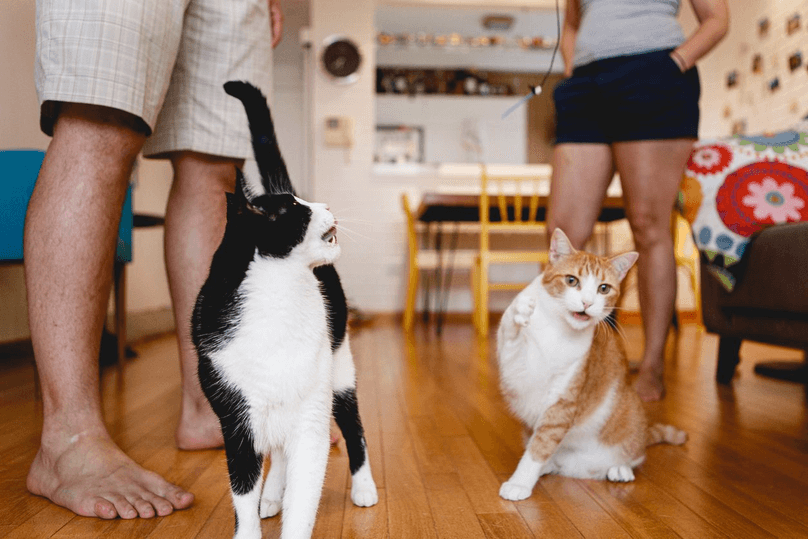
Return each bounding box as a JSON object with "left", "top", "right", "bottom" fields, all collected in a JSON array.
[{"left": 553, "top": 48, "right": 701, "bottom": 144}]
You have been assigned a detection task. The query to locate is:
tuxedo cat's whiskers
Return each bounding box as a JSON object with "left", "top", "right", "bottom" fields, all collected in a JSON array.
[
  {"left": 496, "top": 228, "right": 685, "bottom": 501},
  {"left": 333, "top": 224, "right": 371, "bottom": 243}
]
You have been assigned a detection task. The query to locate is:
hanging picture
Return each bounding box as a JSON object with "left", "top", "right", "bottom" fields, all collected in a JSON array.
[
  {"left": 787, "top": 13, "right": 801, "bottom": 35},
  {"left": 789, "top": 51, "right": 803, "bottom": 71},
  {"left": 752, "top": 54, "right": 763, "bottom": 73},
  {"left": 731, "top": 119, "right": 747, "bottom": 135},
  {"left": 726, "top": 70, "right": 739, "bottom": 88},
  {"left": 758, "top": 17, "right": 770, "bottom": 37}
]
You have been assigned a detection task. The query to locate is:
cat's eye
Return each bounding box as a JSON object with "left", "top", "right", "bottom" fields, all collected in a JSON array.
[
  {"left": 565, "top": 275, "right": 578, "bottom": 287},
  {"left": 598, "top": 284, "right": 612, "bottom": 294}
]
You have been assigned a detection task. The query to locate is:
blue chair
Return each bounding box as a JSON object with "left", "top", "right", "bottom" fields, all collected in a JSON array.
[{"left": 0, "top": 149, "right": 133, "bottom": 364}]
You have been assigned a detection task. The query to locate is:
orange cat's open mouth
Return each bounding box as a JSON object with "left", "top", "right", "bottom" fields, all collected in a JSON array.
[{"left": 572, "top": 311, "right": 590, "bottom": 321}]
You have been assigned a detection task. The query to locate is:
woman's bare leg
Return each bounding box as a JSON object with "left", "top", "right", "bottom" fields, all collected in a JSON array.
[
  {"left": 613, "top": 139, "right": 694, "bottom": 402},
  {"left": 547, "top": 143, "right": 615, "bottom": 247}
]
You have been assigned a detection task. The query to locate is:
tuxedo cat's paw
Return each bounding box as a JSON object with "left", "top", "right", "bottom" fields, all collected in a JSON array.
[
  {"left": 499, "top": 481, "right": 532, "bottom": 501},
  {"left": 513, "top": 296, "right": 537, "bottom": 327},
  {"left": 606, "top": 465, "right": 635, "bottom": 482},
  {"left": 351, "top": 483, "right": 379, "bottom": 507},
  {"left": 259, "top": 498, "right": 282, "bottom": 518}
]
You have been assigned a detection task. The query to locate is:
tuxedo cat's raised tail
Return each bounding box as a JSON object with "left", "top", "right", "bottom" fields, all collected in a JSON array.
[
  {"left": 193, "top": 81, "right": 377, "bottom": 539},
  {"left": 224, "top": 80, "right": 295, "bottom": 196}
]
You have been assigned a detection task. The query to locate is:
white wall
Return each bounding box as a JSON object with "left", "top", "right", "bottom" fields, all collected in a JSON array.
[
  {"left": 680, "top": 0, "right": 808, "bottom": 137},
  {"left": 376, "top": 95, "right": 527, "bottom": 163},
  {"left": 1, "top": 0, "right": 51, "bottom": 342}
]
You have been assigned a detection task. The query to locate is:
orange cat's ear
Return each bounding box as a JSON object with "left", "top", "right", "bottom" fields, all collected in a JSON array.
[
  {"left": 549, "top": 228, "right": 576, "bottom": 264},
  {"left": 609, "top": 251, "right": 639, "bottom": 282}
]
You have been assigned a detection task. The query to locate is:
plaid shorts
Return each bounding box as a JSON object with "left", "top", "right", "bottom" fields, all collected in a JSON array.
[{"left": 35, "top": 0, "right": 273, "bottom": 159}]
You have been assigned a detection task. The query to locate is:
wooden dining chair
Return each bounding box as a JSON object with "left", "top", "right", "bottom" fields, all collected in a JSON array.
[
  {"left": 672, "top": 210, "right": 702, "bottom": 329},
  {"left": 473, "top": 166, "right": 551, "bottom": 337},
  {"left": 401, "top": 193, "right": 477, "bottom": 331}
]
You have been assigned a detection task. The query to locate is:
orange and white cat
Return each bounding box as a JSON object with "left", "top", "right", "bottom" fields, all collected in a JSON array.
[{"left": 496, "top": 229, "right": 686, "bottom": 501}]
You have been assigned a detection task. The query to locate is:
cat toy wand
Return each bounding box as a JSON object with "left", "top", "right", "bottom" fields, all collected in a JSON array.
[{"left": 501, "top": 0, "right": 561, "bottom": 120}]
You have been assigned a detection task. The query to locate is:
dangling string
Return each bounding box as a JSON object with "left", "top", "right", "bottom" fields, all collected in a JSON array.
[{"left": 502, "top": 0, "right": 561, "bottom": 119}]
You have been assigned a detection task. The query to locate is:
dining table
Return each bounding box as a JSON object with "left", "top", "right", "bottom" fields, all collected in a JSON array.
[{"left": 413, "top": 190, "right": 627, "bottom": 333}]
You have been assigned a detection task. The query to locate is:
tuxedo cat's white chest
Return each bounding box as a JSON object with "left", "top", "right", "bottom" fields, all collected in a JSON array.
[{"left": 212, "top": 257, "right": 332, "bottom": 412}]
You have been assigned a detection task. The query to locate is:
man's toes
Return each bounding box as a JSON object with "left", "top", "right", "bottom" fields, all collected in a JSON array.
[
  {"left": 146, "top": 475, "right": 194, "bottom": 510},
  {"left": 89, "top": 497, "right": 118, "bottom": 519},
  {"left": 168, "top": 488, "right": 194, "bottom": 509},
  {"left": 143, "top": 493, "right": 175, "bottom": 517},
  {"left": 132, "top": 498, "right": 156, "bottom": 518},
  {"left": 107, "top": 494, "right": 138, "bottom": 519}
]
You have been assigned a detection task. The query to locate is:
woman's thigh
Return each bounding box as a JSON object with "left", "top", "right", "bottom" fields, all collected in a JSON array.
[
  {"left": 613, "top": 139, "right": 694, "bottom": 246},
  {"left": 547, "top": 143, "right": 615, "bottom": 248}
]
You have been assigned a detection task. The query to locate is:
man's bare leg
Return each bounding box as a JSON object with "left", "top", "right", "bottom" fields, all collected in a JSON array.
[
  {"left": 165, "top": 154, "right": 343, "bottom": 449},
  {"left": 25, "top": 104, "right": 194, "bottom": 518},
  {"left": 166, "top": 152, "right": 240, "bottom": 450}
]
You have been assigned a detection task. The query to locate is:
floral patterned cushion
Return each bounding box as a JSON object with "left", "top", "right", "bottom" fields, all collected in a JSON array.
[{"left": 679, "top": 131, "right": 808, "bottom": 291}]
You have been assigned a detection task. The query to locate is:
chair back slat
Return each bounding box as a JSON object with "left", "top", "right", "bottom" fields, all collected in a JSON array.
[
  {"left": 514, "top": 179, "right": 523, "bottom": 223},
  {"left": 475, "top": 164, "right": 551, "bottom": 336},
  {"left": 528, "top": 188, "right": 540, "bottom": 223},
  {"left": 496, "top": 185, "right": 508, "bottom": 224}
]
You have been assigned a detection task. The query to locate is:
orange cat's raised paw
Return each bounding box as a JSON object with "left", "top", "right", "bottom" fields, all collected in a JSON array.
[{"left": 513, "top": 296, "right": 537, "bottom": 327}]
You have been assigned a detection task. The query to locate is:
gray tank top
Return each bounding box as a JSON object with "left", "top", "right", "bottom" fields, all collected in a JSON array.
[{"left": 573, "top": 0, "right": 686, "bottom": 68}]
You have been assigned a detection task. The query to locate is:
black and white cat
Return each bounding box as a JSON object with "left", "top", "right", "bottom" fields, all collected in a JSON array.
[{"left": 192, "top": 81, "right": 378, "bottom": 539}]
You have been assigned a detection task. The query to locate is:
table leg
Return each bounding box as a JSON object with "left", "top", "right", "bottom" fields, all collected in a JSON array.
[
  {"left": 432, "top": 225, "right": 444, "bottom": 331},
  {"left": 421, "top": 222, "right": 433, "bottom": 323},
  {"left": 436, "top": 224, "right": 460, "bottom": 336}
]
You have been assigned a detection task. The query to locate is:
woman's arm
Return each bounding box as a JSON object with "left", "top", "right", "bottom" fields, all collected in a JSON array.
[
  {"left": 560, "top": 0, "right": 581, "bottom": 77},
  {"left": 671, "top": 0, "right": 729, "bottom": 72}
]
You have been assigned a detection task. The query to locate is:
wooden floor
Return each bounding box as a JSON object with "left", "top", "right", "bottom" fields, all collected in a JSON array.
[{"left": 1, "top": 320, "right": 808, "bottom": 538}]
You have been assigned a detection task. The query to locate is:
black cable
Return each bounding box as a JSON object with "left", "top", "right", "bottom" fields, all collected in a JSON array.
[{"left": 501, "top": 0, "right": 562, "bottom": 119}]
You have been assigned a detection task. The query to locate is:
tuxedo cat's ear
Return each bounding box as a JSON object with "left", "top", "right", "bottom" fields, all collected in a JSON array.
[
  {"left": 549, "top": 228, "right": 576, "bottom": 264},
  {"left": 609, "top": 251, "right": 639, "bottom": 282},
  {"left": 234, "top": 168, "right": 264, "bottom": 216},
  {"left": 235, "top": 169, "right": 251, "bottom": 203}
]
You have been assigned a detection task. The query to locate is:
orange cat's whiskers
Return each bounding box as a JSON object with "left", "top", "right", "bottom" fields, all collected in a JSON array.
[{"left": 608, "top": 319, "right": 631, "bottom": 347}]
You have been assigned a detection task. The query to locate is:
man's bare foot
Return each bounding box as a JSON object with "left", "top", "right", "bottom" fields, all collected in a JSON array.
[
  {"left": 175, "top": 398, "right": 224, "bottom": 451},
  {"left": 27, "top": 434, "right": 194, "bottom": 519},
  {"left": 634, "top": 364, "right": 665, "bottom": 402}
]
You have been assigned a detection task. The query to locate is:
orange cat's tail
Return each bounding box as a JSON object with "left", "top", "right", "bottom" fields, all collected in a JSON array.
[{"left": 647, "top": 423, "right": 687, "bottom": 446}]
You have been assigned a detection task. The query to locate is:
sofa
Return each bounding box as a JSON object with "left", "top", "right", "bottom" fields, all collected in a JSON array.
[
  {"left": 680, "top": 132, "right": 808, "bottom": 383},
  {"left": 700, "top": 221, "right": 808, "bottom": 383}
]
